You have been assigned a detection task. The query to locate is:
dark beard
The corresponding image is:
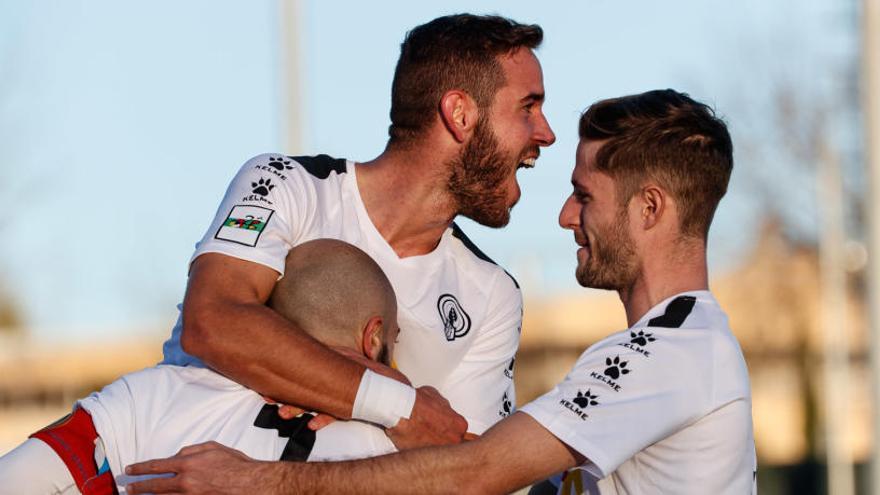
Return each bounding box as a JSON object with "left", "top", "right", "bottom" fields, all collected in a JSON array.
[
  {"left": 576, "top": 208, "right": 639, "bottom": 290},
  {"left": 447, "top": 115, "right": 514, "bottom": 228}
]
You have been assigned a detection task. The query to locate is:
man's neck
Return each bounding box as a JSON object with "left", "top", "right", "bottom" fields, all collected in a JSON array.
[
  {"left": 356, "top": 145, "right": 458, "bottom": 258},
  {"left": 618, "top": 241, "right": 709, "bottom": 327}
]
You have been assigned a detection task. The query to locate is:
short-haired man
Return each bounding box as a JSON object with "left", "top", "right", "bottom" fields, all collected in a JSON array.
[
  {"left": 160, "top": 13, "right": 555, "bottom": 451},
  {"left": 128, "top": 90, "right": 756, "bottom": 495},
  {"left": 0, "top": 239, "right": 404, "bottom": 494}
]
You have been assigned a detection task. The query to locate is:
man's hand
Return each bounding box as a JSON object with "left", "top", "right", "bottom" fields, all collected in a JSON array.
[
  {"left": 125, "top": 442, "right": 270, "bottom": 495},
  {"left": 331, "top": 347, "right": 469, "bottom": 449},
  {"left": 259, "top": 396, "right": 335, "bottom": 429},
  {"left": 260, "top": 345, "right": 468, "bottom": 449},
  {"left": 387, "top": 386, "right": 469, "bottom": 450}
]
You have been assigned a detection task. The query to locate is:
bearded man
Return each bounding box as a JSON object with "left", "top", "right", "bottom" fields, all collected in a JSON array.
[{"left": 158, "top": 12, "right": 556, "bottom": 453}]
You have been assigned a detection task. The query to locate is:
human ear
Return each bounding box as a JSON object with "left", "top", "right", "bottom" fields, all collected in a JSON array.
[
  {"left": 439, "top": 90, "right": 477, "bottom": 143},
  {"left": 361, "top": 316, "right": 385, "bottom": 362},
  {"left": 639, "top": 185, "right": 665, "bottom": 230}
]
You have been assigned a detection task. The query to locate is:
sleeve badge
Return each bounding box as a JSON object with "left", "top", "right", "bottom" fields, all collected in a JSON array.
[{"left": 214, "top": 205, "right": 274, "bottom": 247}]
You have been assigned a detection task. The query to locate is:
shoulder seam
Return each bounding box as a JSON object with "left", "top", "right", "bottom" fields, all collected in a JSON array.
[
  {"left": 287, "top": 154, "right": 347, "bottom": 179},
  {"left": 647, "top": 295, "right": 697, "bottom": 328}
]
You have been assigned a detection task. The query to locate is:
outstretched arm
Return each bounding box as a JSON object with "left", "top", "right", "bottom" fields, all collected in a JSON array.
[{"left": 126, "top": 412, "right": 581, "bottom": 495}]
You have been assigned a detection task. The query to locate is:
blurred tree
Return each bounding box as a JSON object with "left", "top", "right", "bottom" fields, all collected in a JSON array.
[
  {"left": 0, "top": 18, "right": 27, "bottom": 336},
  {"left": 711, "top": 1, "right": 863, "bottom": 486},
  {"left": 0, "top": 286, "right": 23, "bottom": 333}
]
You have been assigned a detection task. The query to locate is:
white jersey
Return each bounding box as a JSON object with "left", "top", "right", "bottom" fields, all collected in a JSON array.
[
  {"left": 161, "top": 153, "right": 521, "bottom": 433},
  {"left": 78, "top": 365, "right": 396, "bottom": 491},
  {"left": 520, "top": 291, "right": 756, "bottom": 495}
]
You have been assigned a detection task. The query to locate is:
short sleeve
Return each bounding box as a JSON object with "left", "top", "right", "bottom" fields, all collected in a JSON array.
[
  {"left": 190, "top": 154, "right": 316, "bottom": 275},
  {"left": 519, "top": 326, "right": 714, "bottom": 477},
  {"left": 77, "top": 372, "right": 139, "bottom": 480},
  {"left": 438, "top": 272, "right": 521, "bottom": 434}
]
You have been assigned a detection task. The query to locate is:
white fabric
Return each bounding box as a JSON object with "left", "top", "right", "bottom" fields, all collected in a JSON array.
[
  {"left": 77, "top": 365, "right": 397, "bottom": 493},
  {"left": 520, "top": 291, "right": 756, "bottom": 495},
  {"left": 161, "top": 153, "right": 521, "bottom": 434},
  {"left": 352, "top": 369, "right": 417, "bottom": 428},
  {"left": 0, "top": 438, "right": 80, "bottom": 495}
]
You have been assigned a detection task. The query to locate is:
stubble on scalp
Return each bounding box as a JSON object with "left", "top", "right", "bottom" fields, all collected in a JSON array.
[{"left": 446, "top": 114, "right": 513, "bottom": 228}]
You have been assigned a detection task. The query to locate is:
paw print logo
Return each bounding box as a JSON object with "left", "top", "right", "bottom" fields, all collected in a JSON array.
[
  {"left": 267, "top": 156, "right": 293, "bottom": 171},
  {"left": 573, "top": 389, "right": 599, "bottom": 408},
  {"left": 500, "top": 392, "right": 512, "bottom": 417},
  {"left": 603, "top": 355, "right": 630, "bottom": 380},
  {"left": 251, "top": 178, "right": 275, "bottom": 196},
  {"left": 630, "top": 330, "right": 656, "bottom": 347}
]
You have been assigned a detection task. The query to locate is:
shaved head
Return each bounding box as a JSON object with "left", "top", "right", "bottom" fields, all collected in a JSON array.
[{"left": 268, "top": 239, "right": 398, "bottom": 361}]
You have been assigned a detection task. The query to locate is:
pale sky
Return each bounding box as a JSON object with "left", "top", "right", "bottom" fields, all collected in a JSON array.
[{"left": 0, "top": 0, "right": 856, "bottom": 340}]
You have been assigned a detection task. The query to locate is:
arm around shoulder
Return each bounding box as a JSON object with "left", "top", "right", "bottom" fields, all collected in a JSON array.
[
  {"left": 180, "top": 252, "right": 364, "bottom": 418},
  {"left": 180, "top": 253, "right": 277, "bottom": 360},
  {"left": 127, "top": 413, "right": 578, "bottom": 495},
  {"left": 463, "top": 412, "right": 581, "bottom": 495}
]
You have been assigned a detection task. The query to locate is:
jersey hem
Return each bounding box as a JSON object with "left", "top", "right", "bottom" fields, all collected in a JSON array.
[
  {"left": 519, "top": 404, "right": 613, "bottom": 477},
  {"left": 190, "top": 249, "right": 285, "bottom": 278}
]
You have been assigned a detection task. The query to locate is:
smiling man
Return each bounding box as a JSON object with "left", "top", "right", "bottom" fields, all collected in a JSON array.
[
  {"left": 128, "top": 90, "right": 755, "bottom": 495},
  {"left": 159, "top": 12, "right": 555, "bottom": 458}
]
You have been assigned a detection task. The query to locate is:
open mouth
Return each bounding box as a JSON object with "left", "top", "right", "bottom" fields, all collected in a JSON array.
[{"left": 518, "top": 157, "right": 537, "bottom": 169}]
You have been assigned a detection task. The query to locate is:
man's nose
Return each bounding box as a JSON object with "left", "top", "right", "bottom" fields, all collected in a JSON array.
[
  {"left": 559, "top": 194, "right": 579, "bottom": 230},
  {"left": 534, "top": 111, "right": 556, "bottom": 147}
]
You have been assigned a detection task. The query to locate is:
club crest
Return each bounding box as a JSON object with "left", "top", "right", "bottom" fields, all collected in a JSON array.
[{"left": 437, "top": 294, "right": 471, "bottom": 341}]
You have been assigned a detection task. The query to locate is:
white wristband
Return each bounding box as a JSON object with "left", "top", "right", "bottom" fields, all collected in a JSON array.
[{"left": 351, "top": 369, "right": 416, "bottom": 428}]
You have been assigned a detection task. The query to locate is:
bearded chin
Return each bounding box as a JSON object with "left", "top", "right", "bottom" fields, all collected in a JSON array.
[
  {"left": 459, "top": 192, "right": 510, "bottom": 228},
  {"left": 576, "top": 213, "right": 639, "bottom": 290},
  {"left": 576, "top": 265, "right": 623, "bottom": 291},
  {"left": 448, "top": 116, "right": 513, "bottom": 228}
]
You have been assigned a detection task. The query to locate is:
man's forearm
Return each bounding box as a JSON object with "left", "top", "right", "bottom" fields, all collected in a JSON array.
[
  {"left": 124, "top": 441, "right": 485, "bottom": 495},
  {"left": 259, "top": 443, "right": 488, "bottom": 495},
  {"left": 255, "top": 414, "right": 574, "bottom": 495},
  {"left": 240, "top": 415, "right": 571, "bottom": 495},
  {"left": 184, "top": 299, "right": 364, "bottom": 419},
  {"left": 179, "top": 253, "right": 367, "bottom": 419},
  {"left": 178, "top": 253, "right": 466, "bottom": 446},
  {"left": 125, "top": 414, "right": 576, "bottom": 495}
]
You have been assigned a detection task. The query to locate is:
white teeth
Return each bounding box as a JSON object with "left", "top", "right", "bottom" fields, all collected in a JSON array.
[{"left": 520, "top": 158, "right": 536, "bottom": 168}]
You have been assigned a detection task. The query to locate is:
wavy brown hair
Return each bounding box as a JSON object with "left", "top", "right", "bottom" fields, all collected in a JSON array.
[{"left": 580, "top": 89, "right": 733, "bottom": 239}]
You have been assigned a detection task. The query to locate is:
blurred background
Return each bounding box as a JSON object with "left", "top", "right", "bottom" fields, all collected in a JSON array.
[{"left": 0, "top": 0, "right": 877, "bottom": 493}]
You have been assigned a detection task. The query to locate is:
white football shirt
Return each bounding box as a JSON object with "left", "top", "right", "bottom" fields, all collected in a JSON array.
[
  {"left": 161, "top": 154, "right": 521, "bottom": 433},
  {"left": 78, "top": 365, "right": 397, "bottom": 492},
  {"left": 520, "top": 291, "right": 756, "bottom": 494}
]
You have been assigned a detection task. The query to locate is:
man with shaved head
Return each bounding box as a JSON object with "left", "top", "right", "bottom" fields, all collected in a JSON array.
[
  {"left": 270, "top": 239, "right": 399, "bottom": 361},
  {"left": 0, "top": 239, "right": 405, "bottom": 494}
]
